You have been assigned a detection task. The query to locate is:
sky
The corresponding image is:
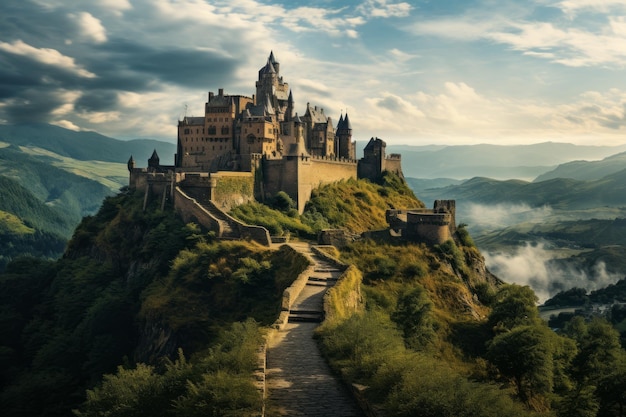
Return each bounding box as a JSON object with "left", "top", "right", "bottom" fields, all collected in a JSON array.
[{"left": 3, "top": 0, "right": 626, "bottom": 146}]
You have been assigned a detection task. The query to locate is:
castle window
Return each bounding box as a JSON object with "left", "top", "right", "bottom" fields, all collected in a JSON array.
[
  {"left": 221, "top": 126, "right": 229, "bottom": 134},
  {"left": 208, "top": 126, "right": 216, "bottom": 135},
  {"left": 184, "top": 128, "right": 190, "bottom": 134}
]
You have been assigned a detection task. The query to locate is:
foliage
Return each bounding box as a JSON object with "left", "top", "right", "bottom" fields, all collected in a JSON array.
[
  {"left": 391, "top": 286, "right": 437, "bottom": 350},
  {"left": 488, "top": 284, "right": 541, "bottom": 331},
  {"left": 229, "top": 201, "right": 316, "bottom": 238},
  {"left": 74, "top": 320, "right": 263, "bottom": 417},
  {"left": 230, "top": 172, "right": 421, "bottom": 237},
  {"left": 141, "top": 241, "right": 307, "bottom": 351},
  {"left": 0, "top": 191, "right": 197, "bottom": 417},
  {"left": 303, "top": 172, "right": 423, "bottom": 233}
]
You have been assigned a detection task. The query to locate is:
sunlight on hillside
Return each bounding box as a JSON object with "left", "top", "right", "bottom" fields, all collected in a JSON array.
[{"left": 18, "top": 146, "right": 127, "bottom": 191}]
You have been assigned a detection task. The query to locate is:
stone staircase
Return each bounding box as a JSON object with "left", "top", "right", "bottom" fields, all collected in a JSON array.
[{"left": 265, "top": 244, "right": 364, "bottom": 416}]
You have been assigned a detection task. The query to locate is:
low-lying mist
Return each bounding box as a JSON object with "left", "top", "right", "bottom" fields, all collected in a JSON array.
[
  {"left": 459, "top": 202, "right": 625, "bottom": 303},
  {"left": 483, "top": 243, "right": 622, "bottom": 303}
]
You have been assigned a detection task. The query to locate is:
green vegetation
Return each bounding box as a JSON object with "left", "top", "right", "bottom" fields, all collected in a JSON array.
[
  {"left": 0, "top": 189, "right": 309, "bottom": 417},
  {"left": 74, "top": 320, "right": 263, "bottom": 417},
  {"left": 230, "top": 172, "right": 422, "bottom": 237},
  {"left": 317, "top": 234, "right": 626, "bottom": 416}
]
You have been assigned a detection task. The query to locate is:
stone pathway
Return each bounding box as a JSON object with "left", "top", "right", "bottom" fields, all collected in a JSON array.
[{"left": 265, "top": 243, "right": 364, "bottom": 417}]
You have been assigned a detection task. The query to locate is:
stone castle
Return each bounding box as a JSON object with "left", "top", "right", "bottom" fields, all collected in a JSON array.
[{"left": 128, "top": 52, "right": 455, "bottom": 246}]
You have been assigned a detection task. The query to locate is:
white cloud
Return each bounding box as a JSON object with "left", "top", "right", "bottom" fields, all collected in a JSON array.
[
  {"left": 68, "top": 12, "right": 108, "bottom": 44},
  {"left": 0, "top": 40, "right": 96, "bottom": 78},
  {"left": 357, "top": 0, "right": 412, "bottom": 18},
  {"left": 50, "top": 90, "right": 82, "bottom": 116},
  {"left": 53, "top": 120, "right": 82, "bottom": 131},
  {"left": 557, "top": 0, "right": 626, "bottom": 16},
  {"left": 97, "top": 0, "right": 132, "bottom": 16}
]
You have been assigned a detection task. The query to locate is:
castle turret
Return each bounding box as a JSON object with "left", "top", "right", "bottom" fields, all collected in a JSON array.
[
  {"left": 127, "top": 155, "right": 135, "bottom": 172},
  {"left": 336, "top": 112, "right": 354, "bottom": 159},
  {"left": 148, "top": 149, "right": 160, "bottom": 169},
  {"left": 285, "top": 90, "right": 294, "bottom": 122}
]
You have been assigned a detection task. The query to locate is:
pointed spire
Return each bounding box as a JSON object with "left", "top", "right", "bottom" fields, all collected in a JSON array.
[
  {"left": 343, "top": 113, "right": 352, "bottom": 130},
  {"left": 269, "top": 50, "right": 277, "bottom": 64},
  {"left": 337, "top": 114, "right": 344, "bottom": 129},
  {"left": 127, "top": 155, "right": 135, "bottom": 172},
  {"left": 148, "top": 149, "right": 160, "bottom": 168},
  {"left": 266, "top": 58, "right": 276, "bottom": 74},
  {"left": 288, "top": 89, "right": 294, "bottom": 103}
]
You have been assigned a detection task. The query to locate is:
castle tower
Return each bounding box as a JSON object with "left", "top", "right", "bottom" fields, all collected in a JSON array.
[
  {"left": 148, "top": 149, "right": 160, "bottom": 169},
  {"left": 336, "top": 112, "right": 354, "bottom": 160},
  {"left": 285, "top": 90, "right": 294, "bottom": 122},
  {"left": 255, "top": 52, "right": 290, "bottom": 121}
]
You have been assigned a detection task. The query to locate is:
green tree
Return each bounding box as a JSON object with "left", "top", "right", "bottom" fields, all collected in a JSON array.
[
  {"left": 487, "top": 325, "right": 554, "bottom": 403},
  {"left": 391, "top": 286, "right": 436, "bottom": 350},
  {"left": 488, "top": 284, "right": 540, "bottom": 332}
]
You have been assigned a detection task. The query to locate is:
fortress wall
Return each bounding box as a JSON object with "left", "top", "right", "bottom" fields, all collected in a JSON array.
[
  {"left": 173, "top": 187, "right": 221, "bottom": 234},
  {"left": 384, "top": 157, "right": 403, "bottom": 178},
  {"left": 262, "top": 158, "right": 299, "bottom": 203},
  {"left": 412, "top": 222, "right": 451, "bottom": 245},
  {"left": 296, "top": 158, "right": 357, "bottom": 213},
  {"left": 129, "top": 169, "right": 148, "bottom": 191}
]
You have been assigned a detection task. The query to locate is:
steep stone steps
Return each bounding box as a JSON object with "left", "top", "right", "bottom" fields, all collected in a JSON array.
[{"left": 288, "top": 309, "right": 324, "bottom": 323}]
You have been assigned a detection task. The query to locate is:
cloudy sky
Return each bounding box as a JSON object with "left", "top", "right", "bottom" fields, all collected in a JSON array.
[{"left": 3, "top": 0, "right": 626, "bottom": 146}]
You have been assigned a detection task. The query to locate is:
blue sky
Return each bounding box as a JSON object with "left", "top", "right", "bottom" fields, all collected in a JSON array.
[{"left": 2, "top": 0, "right": 626, "bottom": 145}]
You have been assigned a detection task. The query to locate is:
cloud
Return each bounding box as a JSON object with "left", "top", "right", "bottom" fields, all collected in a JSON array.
[
  {"left": 484, "top": 242, "right": 622, "bottom": 303},
  {"left": 557, "top": 0, "right": 626, "bottom": 16},
  {"left": 0, "top": 40, "right": 96, "bottom": 78},
  {"left": 357, "top": 0, "right": 412, "bottom": 18},
  {"left": 69, "top": 12, "right": 107, "bottom": 44}
]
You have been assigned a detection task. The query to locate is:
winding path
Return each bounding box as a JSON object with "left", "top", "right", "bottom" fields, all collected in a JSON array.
[{"left": 265, "top": 243, "right": 364, "bottom": 417}]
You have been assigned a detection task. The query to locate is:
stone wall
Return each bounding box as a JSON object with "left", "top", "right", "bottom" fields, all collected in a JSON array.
[{"left": 173, "top": 187, "right": 221, "bottom": 233}]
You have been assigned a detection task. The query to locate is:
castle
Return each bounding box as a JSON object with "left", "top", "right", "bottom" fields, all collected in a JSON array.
[{"left": 128, "top": 52, "right": 455, "bottom": 246}]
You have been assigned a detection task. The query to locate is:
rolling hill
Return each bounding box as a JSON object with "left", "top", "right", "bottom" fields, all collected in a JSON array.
[{"left": 374, "top": 141, "right": 626, "bottom": 180}]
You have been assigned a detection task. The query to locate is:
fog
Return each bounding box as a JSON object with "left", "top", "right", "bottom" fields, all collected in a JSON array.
[
  {"left": 458, "top": 203, "right": 623, "bottom": 303},
  {"left": 462, "top": 202, "right": 553, "bottom": 232},
  {"left": 483, "top": 243, "right": 623, "bottom": 303}
]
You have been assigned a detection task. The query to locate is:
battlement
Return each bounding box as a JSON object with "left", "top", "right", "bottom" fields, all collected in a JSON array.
[{"left": 386, "top": 200, "right": 456, "bottom": 245}]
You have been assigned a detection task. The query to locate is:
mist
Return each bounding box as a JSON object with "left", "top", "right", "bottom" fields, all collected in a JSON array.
[
  {"left": 461, "top": 202, "right": 553, "bottom": 232},
  {"left": 483, "top": 242, "right": 623, "bottom": 303}
]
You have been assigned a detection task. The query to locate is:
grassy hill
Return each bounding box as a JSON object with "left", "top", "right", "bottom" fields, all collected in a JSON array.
[
  {"left": 0, "top": 123, "right": 175, "bottom": 164},
  {"left": 414, "top": 169, "right": 626, "bottom": 210},
  {"left": 376, "top": 141, "right": 626, "bottom": 180},
  {"left": 0, "top": 123, "right": 176, "bottom": 269},
  {"left": 535, "top": 151, "right": 626, "bottom": 182}
]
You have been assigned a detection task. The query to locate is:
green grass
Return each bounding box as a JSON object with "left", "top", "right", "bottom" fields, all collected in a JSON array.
[
  {"left": 18, "top": 145, "right": 127, "bottom": 192},
  {"left": 0, "top": 210, "right": 35, "bottom": 235}
]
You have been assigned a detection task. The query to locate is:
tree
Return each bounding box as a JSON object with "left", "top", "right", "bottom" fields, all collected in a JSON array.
[
  {"left": 488, "top": 284, "right": 540, "bottom": 332},
  {"left": 391, "top": 286, "right": 436, "bottom": 350},
  {"left": 487, "top": 325, "right": 554, "bottom": 404}
]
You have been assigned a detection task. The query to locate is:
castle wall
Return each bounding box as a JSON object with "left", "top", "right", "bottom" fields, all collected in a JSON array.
[
  {"left": 296, "top": 157, "right": 357, "bottom": 213},
  {"left": 384, "top": 155, "right": 403, "bottom": 179},
  {"left": 173, "top": 187, "right": 221, "bottom": 234},
  {"left": 406, "top": 212, "right": 452, "bottom": 245}
]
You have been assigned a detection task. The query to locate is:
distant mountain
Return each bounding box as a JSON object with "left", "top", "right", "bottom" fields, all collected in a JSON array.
[
  {"left": 0, "top": 123, "right": 177, "bottom": 269},
  {"left": 413, "top": 169, "right": 626, "bottom": 210},
  {"left": 0, "top": 123, "right": 176, "bottom": 165},
  {"left": 534, "top": 151, "right": 626, "bottom": 182},
  {"left": 359, "top": 141, "right": 626, "bottom": 180}
]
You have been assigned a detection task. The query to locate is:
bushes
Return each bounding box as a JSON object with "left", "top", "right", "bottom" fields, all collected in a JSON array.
[
  {"left": 317, "top": 309, "right": 538, "bottom": 417},
  {"left": 74, "top": 320, "right": 263, "bottom": 417}
]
